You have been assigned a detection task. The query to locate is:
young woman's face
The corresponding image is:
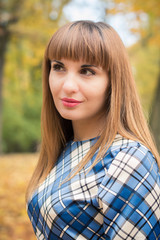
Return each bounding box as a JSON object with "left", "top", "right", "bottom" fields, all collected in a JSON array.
[{"left": 49, "top": 58, "right": 108, "bottom": 124}]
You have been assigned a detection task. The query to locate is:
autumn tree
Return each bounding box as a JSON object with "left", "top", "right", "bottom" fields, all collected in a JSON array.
[
  {"left": 0, "top": 0, "right": 23, "bottom": 153},
  {"left": 0, "top": 0, "right": 71, "bottom": 153},
  {"left": 106, "top": 0, "right": 160, "bottom": 151}
]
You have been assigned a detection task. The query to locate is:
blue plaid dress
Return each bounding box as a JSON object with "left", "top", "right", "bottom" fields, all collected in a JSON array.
[{"left": 27, "top": 134, "right": 160, "bottom": 239}]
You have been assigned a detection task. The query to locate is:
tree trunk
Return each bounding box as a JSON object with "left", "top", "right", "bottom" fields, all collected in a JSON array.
[
  {"left": 150, "top": 62, "right": 160, "bottom": 153},
  {"left": 0, "top": 29, "right": 9, "bottom": 154}
]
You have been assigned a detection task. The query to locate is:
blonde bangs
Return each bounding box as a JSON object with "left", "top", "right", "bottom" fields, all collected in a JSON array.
[{"left": 46, "top": 21, "right": 109, "bottom": 68}]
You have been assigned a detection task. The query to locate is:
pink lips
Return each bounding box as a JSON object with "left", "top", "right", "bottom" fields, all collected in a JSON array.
[{"left": 62, "top": 98, "right": 82, "bottom": 107}]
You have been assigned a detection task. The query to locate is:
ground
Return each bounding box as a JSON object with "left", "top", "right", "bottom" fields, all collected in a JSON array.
[{"left": 0, "top": 153, "right": 38, "bottom": 240}]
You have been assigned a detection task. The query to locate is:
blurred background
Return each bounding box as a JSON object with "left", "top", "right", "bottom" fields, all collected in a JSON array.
[{"left": 0, "top": 0, "right": 159, "bottom": 239}]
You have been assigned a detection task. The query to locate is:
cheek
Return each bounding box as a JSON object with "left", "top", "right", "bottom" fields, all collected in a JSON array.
[
  {"left": 89, "top": 82, "right": 108, "bottom": 100},
  {"left": 49, "top": 74, "right": 58, "bottom": 96}
]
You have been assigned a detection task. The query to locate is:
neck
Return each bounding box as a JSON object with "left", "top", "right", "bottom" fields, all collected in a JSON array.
[{"left": 72, "top": 116, "right": 105, "bottom": 141}]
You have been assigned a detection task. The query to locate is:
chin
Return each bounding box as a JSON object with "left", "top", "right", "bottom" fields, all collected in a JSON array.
[
  {"left": 60, "top": 113, "right": 76, "bottom": 121},
  {"left": 61, "top": 114, "right": 83, "bottom": 121}
]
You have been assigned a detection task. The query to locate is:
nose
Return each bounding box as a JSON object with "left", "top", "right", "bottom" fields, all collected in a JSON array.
[{"left": 62, "top": 72, "right": 79, "bottom": 94}]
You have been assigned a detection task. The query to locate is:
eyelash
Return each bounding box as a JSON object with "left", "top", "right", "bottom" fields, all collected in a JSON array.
[
  {"left": 52, "top": 64, "right": 96, "bottom": 76},
  {"left": 52, "top": 64, "right": 64, "bottom": 71},
  {"left": 80, "top": 68, "right": 96, "bottom": 76}
]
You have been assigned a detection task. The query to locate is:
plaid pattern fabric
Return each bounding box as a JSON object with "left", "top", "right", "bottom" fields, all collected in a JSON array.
[{"left": 27, "top": 134, "right": 160, "bottom": 239}]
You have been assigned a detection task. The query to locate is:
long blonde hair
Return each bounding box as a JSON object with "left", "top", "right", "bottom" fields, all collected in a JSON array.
[{"left": 26, "top": 20, "right": 160, "bottom": 200}]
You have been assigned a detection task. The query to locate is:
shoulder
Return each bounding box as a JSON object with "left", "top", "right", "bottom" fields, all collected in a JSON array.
[
  {"left": 104, "top": 134, "right": 160, "bottom": 181},
  {"left": 99, "top": 134, "right": 160, "bottom": 201},
  {"left": 110, "top": 134, "right": 151, "bottom": 158}
]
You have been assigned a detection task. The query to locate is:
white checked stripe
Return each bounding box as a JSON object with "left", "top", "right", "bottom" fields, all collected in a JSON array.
[
  {"left": 60, "top": 225, "right": 69, "bottom": 238},
  {"left": 134, "top": 172, "right": 150, "bottom": 191},
  {"left": 135, "top": 208, "right": 153, "bottom": 229}
]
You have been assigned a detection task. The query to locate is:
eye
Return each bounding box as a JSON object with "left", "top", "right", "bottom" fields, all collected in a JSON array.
[
  {"left": 52, "top": 64, "right": 65, "bottom": 72},
  {"left": 80, "top": 68, "right": 96, "bottom": 76}
]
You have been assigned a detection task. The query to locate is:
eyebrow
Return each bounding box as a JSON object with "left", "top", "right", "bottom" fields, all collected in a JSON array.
[
  {"left": 81, "top": 64, "right": 98, "bottom": 68},
  {"left": 52, "top": 60, "right": 64, "bottom": 66},
  {"left": 51, "top": 60, "right": 98, "bottom": 69}
]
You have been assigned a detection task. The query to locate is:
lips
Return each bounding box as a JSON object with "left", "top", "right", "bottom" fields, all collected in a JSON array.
[{"left": 61, "top": 98, "right": 82, "bottom": 107}]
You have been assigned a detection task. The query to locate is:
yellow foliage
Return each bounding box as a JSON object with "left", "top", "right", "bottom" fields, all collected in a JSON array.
[
  {"left": 0, "top": 154, "right": 38, "bottom": 240},
  {"left": 107, "top": 0, "right": 160, "bottom": 47},
  {"left": 128, "top": 44, "right": 159, "bottom": 118}
]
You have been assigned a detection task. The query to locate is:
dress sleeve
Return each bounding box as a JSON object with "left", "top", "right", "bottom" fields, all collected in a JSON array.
[{"left": 97, "top": 144, "right": 160, "bottom": 240}]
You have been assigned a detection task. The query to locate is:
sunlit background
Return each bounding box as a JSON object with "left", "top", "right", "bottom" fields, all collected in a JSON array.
[{"left": 0, "top": 0, "right": 159, "bottom": 239}]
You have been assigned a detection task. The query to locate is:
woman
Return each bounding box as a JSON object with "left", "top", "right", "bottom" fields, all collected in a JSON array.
[{"left": 27, "top": 21, "right": 160, "bottom": 239}]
